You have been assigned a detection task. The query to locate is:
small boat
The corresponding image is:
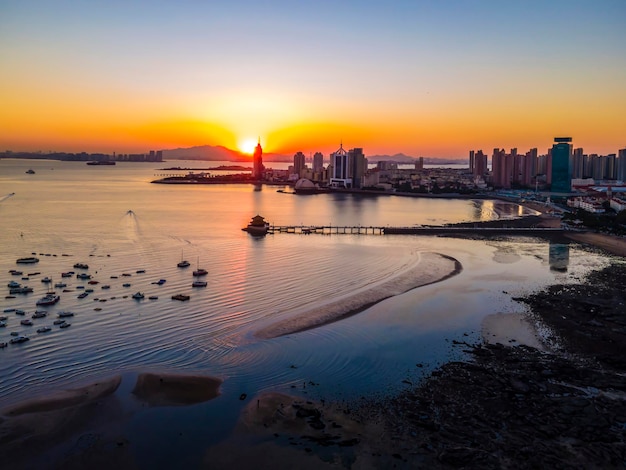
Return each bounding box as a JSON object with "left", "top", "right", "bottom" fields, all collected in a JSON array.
[
  {"left": 37, "top": 326, "right": 52, "bottom": 333},
  {"left": 73, "top": 263, "right": 89, "bottom": 269},
  {"left": 177, "top": 251, "right": 190, "bottom": 268},
  {"left": 20, "top": 319, "right": 33, "bottom": 326},
  {"left": 123, "top": 283, "right": 131, "bottom": 288},
  {"left": 152, "top": 279, "right": 166, "bottom": 285},
  {"left": 101, "top": 285, "right": 111, "bottom": 289},
  {"left": 36, "top": 294, "right": 60, "bottom": 306},
  {"left": 0, "top": 342, "right": 7, "bottom": 348},
  {"left": 192, "top": 280, "right": 207, "bottom": 287},
  {"left": 15, "top": 310, "right": 25, "bottom": 316},
  {"left": 243, "top": 214, "right": 270, "bottom": 236},
  {"left": 41, "top": 277, "right": 52, "bottom": 283},
  {"left": 0, "top": 315, "right": 7, "bottom": 320},
  {"left": 25, "top": 169, "right": 35, "bottom": 174},
  {"left": 57, "top": 311, "right": 74, "bottom": 318},
  {"left": 76, "top": 273, "right": 92, "bottom": 280},
  {"left": 32, "top": 311, "right": 47, "bottom": 318},
  {"left": 136, "top": 269, "right": 146, "bottom": 274},
  {"left": 193, "top": 258, "right": 208, "bottom": 277},
  {"left": 10, "top": 286, "right": 33, "bottom": 294},
  {"left": 148, "top": 295, "right": 158, "bottom": 300},
  {"left": 121, "top": 273, "right": 132, "bottom": 277},
  {"left": 11, "top": 271, "right": 23, "bottom": 276},
  {"left": 10, "top": 335, "right": 29, "bottom": 344},
  {"left": 7, "top": 281, "right": 21, "bottom": 288},
  {"left": 61, "top": 272, "right": 73, "bottom": 277},
  {"left": 3, "top": 308, "right": 15, "bottom": 313},
  {"left": 85, "top": 288, "right": 94, "bottom": 293},
  {"left": 110, "top": 275, "right": 118, "bottom": 279},
  {"left": 0, "top": 321, "right": 6, "bottom": 328},
  {"left": 132, "top": 292, "right": 145, "bottom": 299},
  {"left": 16, "top": 257, "right": 39, "bottom": 264},
  {"left": 59, "top": 323, "right": 71, "bottom": 329},
  {"left": 171, "top": 294, "right": 190, "bottom": 301},
  {"left": 54, "top": 282, "right": 67, "bottom": 288},
  {"left": 28, "top": 272, "right": 41, "bottom": 276},
  {"left": 53, "top": 319, "right": 66, "bottom": 325},
  {"left": 88, "top": 280, "right": 99, "bottom": 285}
]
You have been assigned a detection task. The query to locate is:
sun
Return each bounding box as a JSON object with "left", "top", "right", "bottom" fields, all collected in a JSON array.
[{"left": 238, "top": 138, "right": 258, "bottom": 155}]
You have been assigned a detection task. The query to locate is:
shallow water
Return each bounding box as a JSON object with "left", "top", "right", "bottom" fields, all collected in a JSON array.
[{"left": 0, "top": 159, "right": 611, "bottom": 467}]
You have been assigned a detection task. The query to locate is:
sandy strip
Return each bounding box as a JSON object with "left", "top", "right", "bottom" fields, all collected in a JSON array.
[
  {"left": 564, "top": 232, "right": 626, "bottom": 258},
  {"left": 131, "top": 372, "right": 222, "bottom": 406},
  {"left": 1, "top": 375, "right": 122, "bottom": 417},
  {"left": 255, "top": 252, "right": 462, "bottom": 339}
]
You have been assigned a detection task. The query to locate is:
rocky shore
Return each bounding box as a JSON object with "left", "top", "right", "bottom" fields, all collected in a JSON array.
[
  {"left": 370, "top": 260, "right": 626, "bottom": 468},
  {"left": 219, "top": 260, "right": 626, "bottom": 469}
]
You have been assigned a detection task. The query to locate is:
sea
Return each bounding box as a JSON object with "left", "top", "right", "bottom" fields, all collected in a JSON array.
[{"left": 0, "top": 158, "right": 610, "bottom": 467}]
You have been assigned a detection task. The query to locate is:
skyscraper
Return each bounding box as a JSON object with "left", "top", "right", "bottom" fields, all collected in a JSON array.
[
  {"left": 550, "top": 137, "right": 572, "bottom": 193},
  {"left": 312, "top": 152, "right": 324, "bottom": 172},
  {"left": 253, "top": 138, "right": 264, "bottom": 180},
  {"left": 618, "top": 148, "right": 626, "bottom": 182},
  {"left": 293, "top": 151, "right": 306, "bottom": 177}
]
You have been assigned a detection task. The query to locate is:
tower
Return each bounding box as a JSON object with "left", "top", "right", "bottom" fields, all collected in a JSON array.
[
  {"left": 253, "top": 138, "right": 264, "bottom": 180},
  {"left": 550, "top": 137, "right": 572, "bottom": 193}
]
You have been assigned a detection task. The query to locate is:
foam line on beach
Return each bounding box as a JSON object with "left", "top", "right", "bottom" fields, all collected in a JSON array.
[{"left": 255, "top": 251, "right": 462, "bottom": 339}]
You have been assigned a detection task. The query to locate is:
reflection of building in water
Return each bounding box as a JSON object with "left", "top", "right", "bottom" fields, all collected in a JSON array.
[{"left": 549, "top": 241, "right": 570, "bottom": 272}]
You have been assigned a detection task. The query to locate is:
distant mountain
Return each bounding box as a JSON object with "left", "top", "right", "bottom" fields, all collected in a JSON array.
[{"left": 161, "top": 145, "right": 465, "bottom": 165}]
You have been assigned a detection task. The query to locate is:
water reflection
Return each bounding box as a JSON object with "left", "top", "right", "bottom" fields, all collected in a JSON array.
[{"left": 549, "top": 241, "right": 570, "bottom": 272}]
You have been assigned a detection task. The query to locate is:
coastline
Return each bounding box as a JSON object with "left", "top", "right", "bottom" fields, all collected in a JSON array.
[{"left": 255, "top": 251, "right": 462, "bottom": 339}]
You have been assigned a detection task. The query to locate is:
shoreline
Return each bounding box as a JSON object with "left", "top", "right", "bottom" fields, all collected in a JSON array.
[{"left": 255, "top": 251, "right": 462, "bottom": 339}]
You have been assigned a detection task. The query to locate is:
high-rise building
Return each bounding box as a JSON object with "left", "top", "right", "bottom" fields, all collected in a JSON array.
[
  {"left": 312, "top": 152, "right": 324, "bottom": 172},
  {"left": 572, "top": 148, "right": 584, "bottom": 179},
  {"left": 415, "top": 157, "right": 424, "bottom": 171},
  {"left": 348, "top": 147, "right": 367, "bottom": 188},
  {"left": 253, "top": 138, "right": 264, "bottom": 180},
  {"left": 550, "top": 137, "right": 572, "bottom": 192},
  {"left": 330, "top": 143, "right": 351, "bottom": 188},
  {"left": 617, "top": 148, "right": 626, "bottom": 182},
  {"left": 293, "top": 151, "right": 306, "bottom": 177}
]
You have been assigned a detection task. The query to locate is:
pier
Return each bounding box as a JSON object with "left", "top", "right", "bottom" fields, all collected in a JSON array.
[{"left": 268, "top": 225, "right": 565, "bottom": 236}]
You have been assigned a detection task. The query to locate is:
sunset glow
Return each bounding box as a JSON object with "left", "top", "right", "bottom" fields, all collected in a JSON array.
[{"left": 1, "top": 1, "right": 625, "bottom": 158}]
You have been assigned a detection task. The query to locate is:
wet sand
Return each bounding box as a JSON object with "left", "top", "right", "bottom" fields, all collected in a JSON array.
[
  {"left": 132, "top": 372, "right": 222, "bottom": 406},
  {"left": 255, "top": 251, "right": 462, "bottom": 339},
  {"left": 0, "top": 372, "right": 222, "bottom": 469},
  {"left": 564, "top": 231, "right": 626, "bottom": 257}
]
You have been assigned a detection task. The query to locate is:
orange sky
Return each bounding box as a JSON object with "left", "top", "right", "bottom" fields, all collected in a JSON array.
[{"left": 1, "top": 2, "right": 624, "bottom": 158}]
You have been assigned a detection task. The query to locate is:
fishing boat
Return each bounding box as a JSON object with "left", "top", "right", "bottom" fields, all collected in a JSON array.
[
  {"left": 192, "top": 280, "right": 207, "bottom": 287},
  {"left": 193, "top": 258, "right": 208, "bottom": 277},
  {"left": 16, "top": 257, "right": 39, "bottom": 264},
  {"left": 10, "top": 336, "right": 29, "bottom": 344},
  {"left": 132, "top": 292, "right": 145, "bottom": 299},
  {"left": 171, "top": 294, "right": 190, "bottom": 301}
]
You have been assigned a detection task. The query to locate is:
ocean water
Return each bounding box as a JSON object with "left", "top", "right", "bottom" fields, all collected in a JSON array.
[{"left": 0, "top": 159, "right": 610, "bottom": 466}]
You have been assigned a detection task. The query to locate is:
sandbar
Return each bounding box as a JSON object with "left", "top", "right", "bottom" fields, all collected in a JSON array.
[
  {"left": 2, "top": 375, "right": 122, "bottom": 417},
  {"left": 255, "top": 251, "right": 462, "bottom": 339},
  {"left": 132, "top": 372, "right": 222, "bottom": 406}
]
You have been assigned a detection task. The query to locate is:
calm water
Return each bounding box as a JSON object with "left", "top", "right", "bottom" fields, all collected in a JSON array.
[{"left": 0, "top": 159, "right": 609, "bottom": 466}]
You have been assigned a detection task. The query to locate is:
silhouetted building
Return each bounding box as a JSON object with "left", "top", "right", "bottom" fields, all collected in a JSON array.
[
  {"left": 618, "top": 148, "right": 626, "bottom": 182},
  {"left": 550, "top": 137, "right": 572, "bottom": 192},
  {"left": 313, "top": 152, "right": 324, "bottom": 172},
  {"left": 293, "top": 151, "right": 306, "bottom": 177},
  {"left": 253, "top": 139, "right": 264, "bottom": 180},
  {"left": 330, "top": 143, "right": 351, "bottom": 188},
  {"left": 348, "top": 147, "right": 367, "bottom": 188}
]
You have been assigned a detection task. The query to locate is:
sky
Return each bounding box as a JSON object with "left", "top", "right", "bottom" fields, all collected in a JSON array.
[{"left": 1, "top": 0, "right": 625, "bottom": 158}]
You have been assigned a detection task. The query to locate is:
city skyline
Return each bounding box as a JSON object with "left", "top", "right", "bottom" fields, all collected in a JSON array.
[{"left": 1, "top": 1, "right": 625, "bottom": 157}]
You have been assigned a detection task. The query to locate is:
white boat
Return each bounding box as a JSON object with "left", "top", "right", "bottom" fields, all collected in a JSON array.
[
  {"left": 57, "top": 311, "right": 74, "bottom": 317},
  {"left": 32, "top": 311, "right": 47, "bottom": 319},
  {"left": 37, "top": 326, "right": 52, "bottom": 333},
  {"left": 53, "top": 319, "right": 66, "bottom": 325},
  {"left": 132, "top": 292, "right": 145, "bottom": 299}
]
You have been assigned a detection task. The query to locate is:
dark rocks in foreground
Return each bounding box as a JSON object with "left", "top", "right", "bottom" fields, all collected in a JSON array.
[{"left": 362, "top": 262, "right": 626, "bottom": 468}]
